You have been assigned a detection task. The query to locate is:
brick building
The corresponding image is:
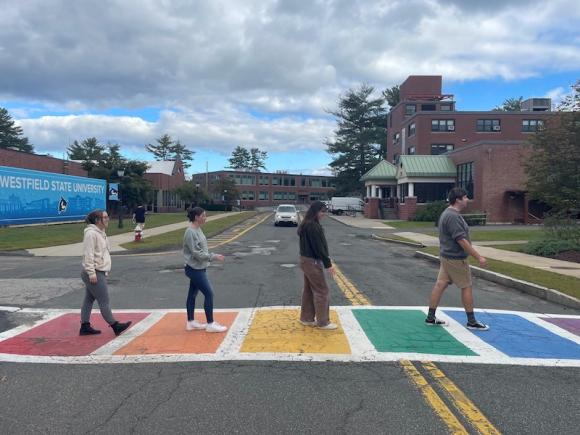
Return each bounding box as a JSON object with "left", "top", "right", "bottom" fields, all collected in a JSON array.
[
  {"left": 363, "top": 75, "right": 557, "bottom": 223},
  {"left": 191, "top": 170, "right": 336, "bottom": 208},
  {"left": 144, "top": 160, "right": 186, "bottom": 212},
  {"left": 0, "top": 148, "right": 87, "bottom": 177}
]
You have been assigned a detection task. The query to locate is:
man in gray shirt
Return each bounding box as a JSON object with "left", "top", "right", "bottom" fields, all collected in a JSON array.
[{"left": 425, "top": 187, "right": 489, "bottom": 330}]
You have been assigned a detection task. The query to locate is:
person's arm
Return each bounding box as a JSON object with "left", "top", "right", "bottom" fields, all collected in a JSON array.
[
  {"left": 185, "top": 230, "right": 213, "bottom": 262},
  {"left": 308, "top": 225, "right": 334, "bottom": 274},
  {"left": 82, "top": 232, "right": 98, "bottom": 283},
  {"left": 457, "top": 239, "right": 487, "bottom": 267}
]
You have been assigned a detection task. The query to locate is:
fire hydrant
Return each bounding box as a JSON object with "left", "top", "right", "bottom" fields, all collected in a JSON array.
[{"left": 134, "top": 224, "right": 143, "bottom": 242}]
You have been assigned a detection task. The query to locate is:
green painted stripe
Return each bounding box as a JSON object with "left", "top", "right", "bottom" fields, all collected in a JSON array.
[{"left": 352, "top": 309, "right": 477, "bottom": 356}]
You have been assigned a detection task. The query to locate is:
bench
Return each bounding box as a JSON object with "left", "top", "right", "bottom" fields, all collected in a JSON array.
[{"left": 462, "top": 213, "right": 487, "bottom": 226}]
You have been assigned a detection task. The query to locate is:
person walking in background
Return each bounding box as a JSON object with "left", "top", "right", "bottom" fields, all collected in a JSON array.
[
  {"left": 80, "top": 210, "right": 132, "bottom": 336},
  {"left": 298, "top": 201, "right": 337, "bottom": 330},
  {"left": 132, "top": 204, "right": 147, "bottom": 229},
  {"left": 425, "top": 187, "right": 489, "bottom": 330},
  {"left": 183, "top": 207, "right": 227, "bottom": 333}
]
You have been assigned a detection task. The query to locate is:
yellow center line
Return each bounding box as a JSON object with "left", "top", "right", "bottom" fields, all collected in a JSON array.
[
  {"left": 332, "top": 263, "right": 500, "bottom": 434},
  {"left": 400, "top": 360, "right": 468, "bottom": 434},
  {"left": 422, "top": 362, "right": 501, "bottom": 435},
  {"left": 208, "top": 213, "right": 273, "bottom": 249}
]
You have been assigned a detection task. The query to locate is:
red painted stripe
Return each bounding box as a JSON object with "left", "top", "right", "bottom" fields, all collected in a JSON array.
[{"left": 0, "top": 312, "right": 148, "bottom": 356}]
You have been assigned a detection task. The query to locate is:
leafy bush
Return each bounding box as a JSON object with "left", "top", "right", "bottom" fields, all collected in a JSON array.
[
  {"left": 523, "top": 239, "right": 580, "bottom": 257},
  {"left": 542, "top": 215, "right": 580, "bottom": 244},
  {"left": 413, "top": 200, "right": 447, "bottom": 222}
]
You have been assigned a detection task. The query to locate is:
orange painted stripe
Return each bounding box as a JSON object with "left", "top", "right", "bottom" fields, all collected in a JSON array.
[{"left": 115, "top": 312, "right": 238, "bottom": 355}]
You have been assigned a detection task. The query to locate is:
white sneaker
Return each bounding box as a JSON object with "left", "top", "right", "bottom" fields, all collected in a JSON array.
[
  {"left": 205, "top": 322, "right": 227, "bottom": 333},
  {"left": 317, "top": 323, "right": 338, "bottom": 330},
  {"left": 186, "top": 320, "right": 207, "bottom": 330},
  {"left": 300, "top": 320, "right": 317, "bottom": 326}
]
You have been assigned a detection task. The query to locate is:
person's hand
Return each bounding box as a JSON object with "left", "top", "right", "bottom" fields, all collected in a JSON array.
[
  {"left": 327, "top": 266, "right": 336, "bottom": 278},
  {"left": 478, "top": 256, "right": 487, "bottom": 268},
  {"left": 89, "top": 275, "right": 98, "bottom": 284},
  {"left": 214, "top": 254, "right": 225, "bottom": 262}
]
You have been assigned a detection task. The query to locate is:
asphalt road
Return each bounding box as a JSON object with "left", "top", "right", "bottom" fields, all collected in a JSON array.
[{"left": 0, "top": 216, "right": 579, "bottom": 434}]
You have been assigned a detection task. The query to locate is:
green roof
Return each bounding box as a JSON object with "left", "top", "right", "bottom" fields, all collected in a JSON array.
[
  {"left": 399, "top": 155, "right": 456, "bottom": 177},
  {"left": 360, "top": 160, "right": 397, "bottom": 181}
]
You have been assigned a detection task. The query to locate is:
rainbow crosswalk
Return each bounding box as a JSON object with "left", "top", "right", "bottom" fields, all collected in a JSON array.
[{"left": 0, "top": 306, "right": 579, "bottom": 366}]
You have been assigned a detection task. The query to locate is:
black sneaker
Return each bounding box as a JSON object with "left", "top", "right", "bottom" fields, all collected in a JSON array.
[
  {"left": 79, "top": 323, "right": 101, "bottom": 336},
  {"left": 425, "top": 317, "right": 447, "bottom": 326},
  {"left": 467, "top": 321, "right": 489, "bottom": 331},
  {"left": 110, "top": 321, "right": 132, "bottom": 336}
]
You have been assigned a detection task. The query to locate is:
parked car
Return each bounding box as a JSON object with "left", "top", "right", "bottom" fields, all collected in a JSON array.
[
  {"left": 329, "top": 197, "right": 365, "bottom": 215},
  {"left": 274, "top": 204, "right": 299, "bottom": 226}
]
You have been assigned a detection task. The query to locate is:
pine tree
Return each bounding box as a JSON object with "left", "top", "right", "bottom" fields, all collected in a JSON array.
[
  {"left": 382, "top": 85, "right": 400, "bottom": 108},
  {"left": 326, "top": 84, "right": 388, "bottom": 195},
  {"left": 493, "top": 96, "right": 524, "bottom": 111},
  {"left": 172, "top": 140, "right": 195, "bottom": 169},
  {"left": 228, "top": 146, "right": 252, "bottom": 169},
  {"left": 67, "top": 137, "right": 106, "bottom": 171},
  {"left": 0, "top": 107, "right": 34, "bottom": 153},
  {"left": 249, "top": 147, "right": 267, "bottom": 171},
  {"left": 146, "top": 134, "right": 175, "bottom": 160}
]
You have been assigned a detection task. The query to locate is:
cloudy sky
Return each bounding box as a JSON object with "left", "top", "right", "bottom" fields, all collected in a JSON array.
[{"left": 1, "top": 0, "right": 579, "bottom": 176}]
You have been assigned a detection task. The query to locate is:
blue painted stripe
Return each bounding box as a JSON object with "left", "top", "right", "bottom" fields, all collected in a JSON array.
[{"left": 444, "top": 311, "right": 580, "bottom": 359}]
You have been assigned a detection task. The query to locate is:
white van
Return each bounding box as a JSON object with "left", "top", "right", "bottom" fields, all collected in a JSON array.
[{"left": 329, "top": 197, "right": 365, "bottom": 215}]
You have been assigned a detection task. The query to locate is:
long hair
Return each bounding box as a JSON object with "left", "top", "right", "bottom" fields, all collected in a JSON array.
[{"left": 297, "top": 201, "right": 327, "bottom": 236}]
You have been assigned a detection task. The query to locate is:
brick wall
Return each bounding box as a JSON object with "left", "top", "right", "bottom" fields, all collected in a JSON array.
[{"left": 0, "top": 148, "right": 87, "bottom": 177}]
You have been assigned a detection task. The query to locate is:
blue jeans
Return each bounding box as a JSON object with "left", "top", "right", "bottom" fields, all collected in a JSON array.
[{"left": 185, "top": 265, "right": 214, "bottom": 323}]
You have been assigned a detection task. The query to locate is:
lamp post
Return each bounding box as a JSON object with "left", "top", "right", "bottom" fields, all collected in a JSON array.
[
  {"left": 195, "top": 182, "right": 200, "bottom": 207},
  {"left": 223, "top": 189, "right": 228, "bottom": 211},
  {"left": 117, "top": 168, "right": 125, "bottom": 229}
]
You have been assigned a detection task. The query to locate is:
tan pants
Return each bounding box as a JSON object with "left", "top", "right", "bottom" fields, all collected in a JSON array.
[
  {"left": 299, "top": 256, "right": 330, "bottom": 327},
  {"left": 438, "top": 257, "right": 472, "bottom": 289}
]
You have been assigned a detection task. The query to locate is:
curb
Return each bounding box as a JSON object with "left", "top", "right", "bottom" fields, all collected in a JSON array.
[
  {"left": 414, "top": 251, "right": 580, "bottom": 310},
  {"left": 371, "top": 233, "right": 425, "bottom": 248}
]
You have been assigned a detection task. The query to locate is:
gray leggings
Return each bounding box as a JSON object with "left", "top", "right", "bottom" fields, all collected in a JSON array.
[{"left": 81, "top": 271, "right": 116, "bottom": 325}]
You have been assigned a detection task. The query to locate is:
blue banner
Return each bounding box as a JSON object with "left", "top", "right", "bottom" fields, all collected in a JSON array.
[
  {"left": 108, "top": 183, "right": 119, "bottom": 201},
  {"left": 0, "top": 166, "right": 107, "bottom": 226}
]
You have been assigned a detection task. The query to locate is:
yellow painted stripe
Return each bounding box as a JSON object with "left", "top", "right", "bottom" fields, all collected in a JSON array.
[
  {"left": 422, "top": 362, "right": 501, "bottom": 435},
  {"left": 400, "top": 360, "right": 468, "bottom": 434},
  {"left": 333, "top": 264, "right": 370, "bottom": 305},
  {"left": 209, "top": 213, "right": 272, "bottom": 248}
]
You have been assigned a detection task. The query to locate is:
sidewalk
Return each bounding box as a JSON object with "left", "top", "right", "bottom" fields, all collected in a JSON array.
[
  {"left": 395, "top": 231, "right": 580, "bottom": 280},
  {"left": 328, "top": 214, "right": 395, "bottom": 229},
  {"left": 27, "top": 212, "right": 241, "bottom": 257}
]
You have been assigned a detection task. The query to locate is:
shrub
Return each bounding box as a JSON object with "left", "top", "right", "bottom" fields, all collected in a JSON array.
[
  {"left": 542, "top": 215, "right": 580, "bottom": 244},
  {"left": 523, "top": 239, "right": 580, "bottom": 257},
  {"left": 413, "top": 200, "right": 447, "bottom": 222}
]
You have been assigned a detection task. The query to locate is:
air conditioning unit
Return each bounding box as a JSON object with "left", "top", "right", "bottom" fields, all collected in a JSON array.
[
  {"left": 447, "top": 125, "right": 455, "bottom": 131},
  {"left": 492, "top": 125, "right": 501, "bottom": 131}
]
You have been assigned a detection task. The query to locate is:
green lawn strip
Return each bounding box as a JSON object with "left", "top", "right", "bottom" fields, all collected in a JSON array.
[
  {"left": 376, "top": 234, "right": 422, "bottom": 244},
  {"left": 421, "top": 246, "right": 580, "bottom": 299},
  {"left": 0, "top": 212, "right": 221, "bottom": 251},
  {"left": 120, "top": 212, "right": 257, "bottom": 251},
  {"left": 483, "top": 243, "right": 528, "bottom": 252},
  {"left": 384, "top": 220, "right": 436, "bottom": 230},
  {"left": 469, "top": 229, "right": 543, "bottom": 242}
]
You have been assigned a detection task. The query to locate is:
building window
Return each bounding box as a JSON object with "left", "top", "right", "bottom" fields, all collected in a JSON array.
[
  {"left": 400, "top": 183, "right": 409, "bottom": 202},
  {"left": 393, "top": 153, "right": 400, "bottom": 164},
  {"left": 408, "top": 146, "right": 416, "bottom": 155},
  {"left": 457, "top": 162, "right": 474, "bottom": 198},
  {"left": 301, "top": 178, "right": 306, "bottom": 186},
  {"left": 477, "top": 119, "right": 501, "bottom": 132},
  {"left": 259, "top": 191, "right": 269, "bottom": 200},
  {"left": 430, "top": 144, "right": 454, "bottom": 155},
  {"left": 440, "top": 103, "right": 452, "bottom": 111},
  {"left": 259, "top": 175, "right": 269, "bottom": 185},
  {"left": 230, "top": 174, "right": 256, "bottom": 185},
  {"left": 393, "top": 132, "right": 400, "bottom": 143},
  {"left": 405, "top": 104, "right": 416, "bottom": 115},
  {"left": 309, "top": 178, "right": 322, "bottom": 188},
  {"left": 421, "top": 103, "right": 436, "bottom": 111},
  {"left": 273, "top": 191, "right": 296, "bottom": 201},
  {"left": 431, "top": 119, "right": 455, "bottom": 132},
  {"left": 522, "top": 119, "right": 545, "bottom": 132},
  {"left": 309, "top": 192, "right": 327, "bottom": 201},
  {"left": 240, "top": 191, "right": 255, "bottom": 200},
  {"left": 272, "top": 176, "right": 281, "bottom": 185},
  {"left": 415, "top": 183, "right": 455, "bottom": 203},
  {"left": 408, "top": 123, "right": 416, "bottom": 136},
  {"left": 282, "top": 176, "right": 296, "bottom": 186}
]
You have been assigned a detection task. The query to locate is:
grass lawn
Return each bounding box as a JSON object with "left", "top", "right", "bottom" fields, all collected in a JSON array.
[
  {"left": 421, "top": 247, "right": 580, "bottom": 299},
  {"left": 0, "top": 211, "right": 220, "bottom": 251},
  {"left": 120, "top": 212, "right": 257, "bottom": 251},
  {"left": 483, "top": 243, "right": 528, "bottom": 252},
  {"left": 469, "top": 229, "right": 543, "bottom": 242},
  {"left": 384, "top": 220, "right": 436, "bottom": 230},
  {"left": 376, "top": 234, "right": 423, "bottom": 244}
]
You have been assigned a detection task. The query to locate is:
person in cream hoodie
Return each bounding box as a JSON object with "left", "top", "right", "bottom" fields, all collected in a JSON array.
[{"left": 79, "top": 209, "right": 132, "bottom": 336}]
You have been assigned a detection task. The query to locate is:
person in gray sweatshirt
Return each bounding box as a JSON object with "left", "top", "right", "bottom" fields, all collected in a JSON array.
[
  {"left": 80, "top": 209, "right": 132, "bottom": 336},
  {"left": 183, "top": 207, "right": 227, "bottom": 333}
]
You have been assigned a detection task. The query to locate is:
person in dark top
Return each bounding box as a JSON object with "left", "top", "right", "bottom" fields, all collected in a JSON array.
[
  {"left": 297, "top": 201, "right": 337, "bottom": 330},
  {"left": 425, "top": 187, "right": 489, "bottom": 330},
  {"left": 132, "top": 204, "right": 147, "bottom": 228}
]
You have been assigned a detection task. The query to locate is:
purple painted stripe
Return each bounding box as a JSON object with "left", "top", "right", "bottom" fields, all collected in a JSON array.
[{"left": 543, "top": 318, "right": 580, "bottom": 337}]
